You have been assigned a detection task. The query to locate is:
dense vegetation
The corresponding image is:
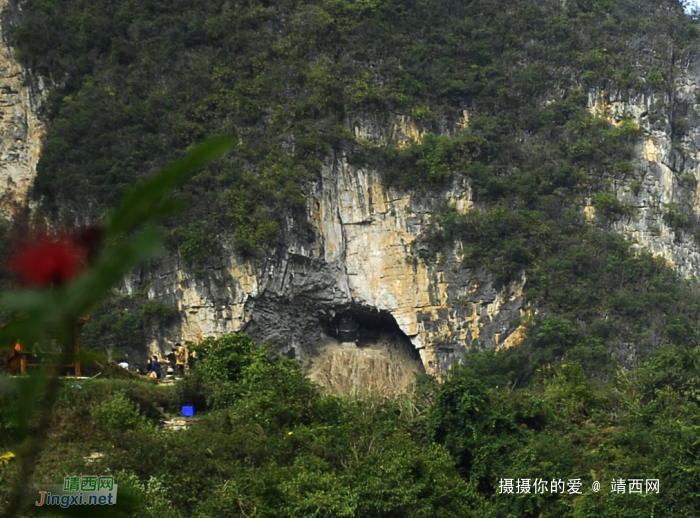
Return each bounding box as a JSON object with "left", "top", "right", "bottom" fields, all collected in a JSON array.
[
  {"left": 12, "top": 0, "right": 700, "bottom": 378},
  {"left": 13, "top": 0, "right": 699, "bottom": 255},
  {"left": 5, "top": 0, "right": 700, "bottom": 514},
  {"left": 81, "top": 293, "right": 180, "bottom": 359},
  {"left": 2, "top": 333, "right": 700, "bottom": 516}
]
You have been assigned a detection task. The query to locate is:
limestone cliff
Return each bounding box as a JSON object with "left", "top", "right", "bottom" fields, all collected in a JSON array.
[
  {"left": 129, "top": 69, "right": 700, "bottom": 386},
  {"left": 126, "top": 62, "right": 700, "bottom": 385},
  {"left": 129, "top": 116, "right": 528, "bottom": 379},
  {"left": 7, "top": 3, "right": 700, "bottom": 390},
  {"left": 0, "top": 0, "right": 45, "bottom": 217},
  {"left": 586, "top": 57, "right": 700, "bottom": 279}
]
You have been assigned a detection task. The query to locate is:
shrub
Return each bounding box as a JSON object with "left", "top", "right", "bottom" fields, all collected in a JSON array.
[
  {"left": 629, "top": 179, "right": 642, "bottom": 195},
  {"left": 647, "top": 70, "right": 665, "bottom": 89},
  {"left": 592, "top": 192, "right": 633, "bottom": 218},
  {"left": 195, "top": 333, "right": 265, "bottom": 383},
  {"left": 663, "top": 202, "right": 692, "bottom": 231},
  {"left": 141, "top": 300, "right": 180, "bottom": 326},
  {"left": 170, "top": 223, "right": 220, "bottom": 271},
  {"left": 91, "top": 392, "right": 155, "bottom": 434}
]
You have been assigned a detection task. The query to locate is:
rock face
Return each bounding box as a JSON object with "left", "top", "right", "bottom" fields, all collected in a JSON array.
[
  {"left": 587, "top": 58, "right": 700, "bottom": 279},
  {"left": 131, "top": 125, "right": 529, "bottom": 379},
  {"left": 7, "top": 5, "right": 700, "bottom": 389},
  {"left": 0, "top": 0, "right": 46, "bottom": 217},
  {"left": 132, "top": 69, "right": 700, "bottom": 384},
  {"left": 130, "top": 68, "right": 700, "bottom": 385}
]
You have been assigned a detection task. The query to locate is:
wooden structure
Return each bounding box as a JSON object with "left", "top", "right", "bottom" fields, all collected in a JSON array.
[
  {"left": 7, "top": 316, "right": 90, "bottom": 376},
  {"left": 7, "top": 342, "right": 25, "bottom": 374}
]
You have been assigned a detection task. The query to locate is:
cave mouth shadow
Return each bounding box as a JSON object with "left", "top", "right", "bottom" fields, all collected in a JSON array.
[{"left": 319, "top": 305, "right": 422, "bottom": 362}]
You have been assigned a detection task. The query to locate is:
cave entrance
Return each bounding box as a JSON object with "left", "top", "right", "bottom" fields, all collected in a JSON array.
[
  {"left": 320, "top": 305, "right": 422, "bottom": 362},
  {"left": 338, "top": 315, "right": 360, "bottom": 342},
  {"left": 310, "top": 305, "right": 426, "bottom": 393}
]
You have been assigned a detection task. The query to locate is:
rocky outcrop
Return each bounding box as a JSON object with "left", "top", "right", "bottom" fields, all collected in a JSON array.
[
  {"left": 0, "top": 0, "right": 46, "bottom": 217},
  {"left": 586, "top": 59, "right": 700, "bottom": 279},
  {"left": 7, "top": 0, "right": 700, "bottom": 388},
  {"left": 130, "top": 126, "right": 529, "bottom": 378},
  {"left": 136, "top": 70, "right": 700, "bottom": 385}
]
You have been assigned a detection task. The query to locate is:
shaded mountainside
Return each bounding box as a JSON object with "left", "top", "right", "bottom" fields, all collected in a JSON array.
[{"left": 4, "top": 0, "right": 700, "bottom": 386}]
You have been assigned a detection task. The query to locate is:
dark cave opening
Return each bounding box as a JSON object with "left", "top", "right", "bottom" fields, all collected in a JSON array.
[{"left": 319, "top": 305, "right": 422, "bottom": 362}]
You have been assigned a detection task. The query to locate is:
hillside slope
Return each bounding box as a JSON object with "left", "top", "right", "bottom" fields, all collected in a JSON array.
[{"left": 4, "top": 0, "right": 700, "bottom": 385}]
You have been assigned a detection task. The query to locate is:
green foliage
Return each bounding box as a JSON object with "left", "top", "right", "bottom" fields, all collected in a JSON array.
[
  {"left": 402, "top": 87, "right": 700, "bottom": 385},
  {"left": 429, "top": 371, "right": 522, "bottom": 489},
  {"left": 140, "top": 300, "right": 179, "bottom": 326},
  {"left": 428, "top": 200, "right": 700, "bottom": 384},
  {"left": 91, "top": 392, "right": 156, "bottom": 434},
  {"left": 629, "top": 179, "right": 642, "bottom": 195},
  {"left": 54, "top": 378, "right": 172, "bottom": 412},
  {"left": 218, "top": 186, "right": 283, "bottom": 255},
  {"left": 169, "top": 222, "right": 220, "bottom": 270},
  {"left": 107, "top": 470, "right": 182, "bottom": 518},
  {"left": 13, "top": 335, "right": 700, "bottom": 516},
  {"left": 592, "top": 192, "right": 634, "bottom": 218},
  {"left": 182, "top": 334, "right": 322, "bottom": 430},
  {"left": 663, "top": 202, "right": 694, "bottom": 233},
  {"left": 37, "top": 334, "right": 483, "bottom": 517},
  {"left": 15, "top": 0, "right": 697, "bottom": 259},
  {"left": 81, "top": 295, "right": 180, "bottom": 355},
  {"left": 426, "top": 348, "right": 700, "bottom": 517},
  {"left": 83, "top": 307, "right": 140, "bottom": 353},
  {"left": 0, "top": 376, "right": 21, "bottom": 445},
  {"left": 194, "top": 333, "right": 265, "bottom": 383},
  {"left": 678, "top": 172, "right": 697, "bottom": 187},
  {"left": 7, "top": 1, "right": 700, "bottom": 513},
  {"left": 647, "top": 70, "right": 666, "bottom": 89},
  {"left": 381, "top": 134, "right": 457, "bottom": 188},
  {"left": 0, "top": 137, "right": 226, "bottom": 517}
]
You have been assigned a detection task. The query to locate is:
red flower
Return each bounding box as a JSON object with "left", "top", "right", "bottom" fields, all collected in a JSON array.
[{"left": 7, "top": 236, "right": 85, "bottom": 287}]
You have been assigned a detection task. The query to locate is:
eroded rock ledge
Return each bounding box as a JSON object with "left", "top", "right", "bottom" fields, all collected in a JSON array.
[{"left": 130, "top": 143, "right": 528, "bottom": 378}]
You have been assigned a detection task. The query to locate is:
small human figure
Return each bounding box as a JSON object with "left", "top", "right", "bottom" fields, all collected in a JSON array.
[
  {"left": 187, "top": 350, "right": 196, "bottom": 371},
  {"left": 166, "top": 349, "right": 176, "bottom": 370},
  {"left": 175, "top": 343, "right": 187, "bottom": 377},
  {"left": 146, "top": 358, "right": 155, "bottom": 378},
  {"left": 149, "top": 355, "right": 162, "bottom": 379}
]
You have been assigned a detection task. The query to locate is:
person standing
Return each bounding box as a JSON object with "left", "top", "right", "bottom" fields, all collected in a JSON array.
[
  {"left": 151, "top": 355, "right": 162, "bottom": 379},
  {"left": 175, "top": 343, "right": 187, "bottom": 377}
]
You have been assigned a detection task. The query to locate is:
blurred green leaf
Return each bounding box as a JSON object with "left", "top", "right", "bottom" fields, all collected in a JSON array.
[
  {"left": 13, "top": 368, "right": 47, "bottom": 438},
  {"left": 0, "top": 290, "right": 55, "bottom": 318},
  {"left": 63, "top": 228, "right": 164, "bottom": 317}
]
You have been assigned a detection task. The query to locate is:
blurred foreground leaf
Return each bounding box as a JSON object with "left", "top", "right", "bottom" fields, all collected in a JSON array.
[{"left": 0, "top": 135, "right": 236, "bottom": 516}]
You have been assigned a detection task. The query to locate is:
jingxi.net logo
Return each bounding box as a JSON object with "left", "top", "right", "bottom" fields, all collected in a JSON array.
[{"left": 24, "top": 475, "right": 117, "bottom": 508}]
